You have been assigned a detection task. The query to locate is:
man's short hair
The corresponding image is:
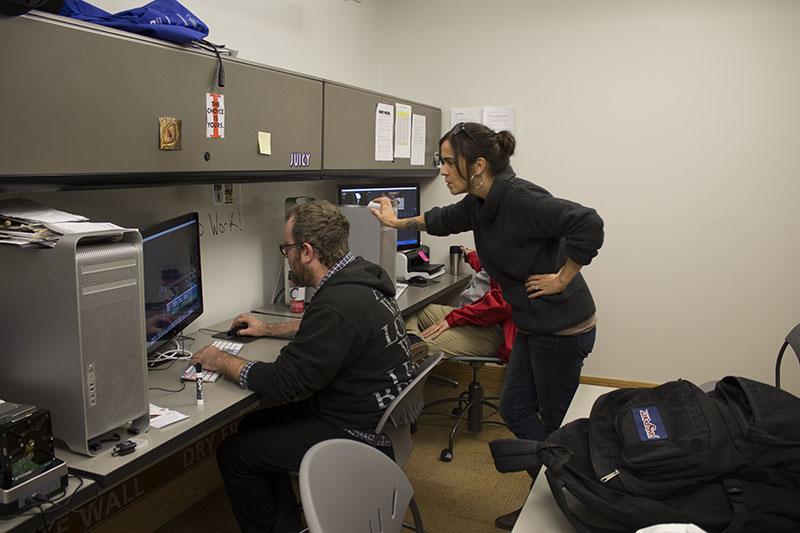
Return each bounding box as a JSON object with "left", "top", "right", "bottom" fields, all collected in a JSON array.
[{"left": 288, "top": 200, "right": 350, "bottom": 267}]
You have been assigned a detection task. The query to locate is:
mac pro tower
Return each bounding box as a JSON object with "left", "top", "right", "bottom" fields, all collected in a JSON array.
[
  {"left": 340, "top": 205, "right": 397, "bottom": 286},
  {"left": 0, "top": 229, "right": 149, "bottom": 456}
]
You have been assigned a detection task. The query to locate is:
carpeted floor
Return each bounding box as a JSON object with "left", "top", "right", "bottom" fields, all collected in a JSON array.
[
  {"left": 157, "top": 369, "right": 528, "bottom": 533},
  {"left": 403, "top": 377, "right": 532, "bottom": 533}
]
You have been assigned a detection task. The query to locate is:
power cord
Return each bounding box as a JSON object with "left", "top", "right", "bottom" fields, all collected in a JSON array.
[
  {"left": 149, "top": 381, "right": 187, "bottom": 394},
  {"left": 0, "top": 473, "right": 100, "bottom": 531},
  {"left": 192, "top": 39, "right": 228, "bottom": 87}
]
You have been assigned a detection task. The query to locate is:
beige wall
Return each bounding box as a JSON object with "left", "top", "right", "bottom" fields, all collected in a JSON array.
[{"left": 378, "top": 0, "right": 800, "bottom": 393}]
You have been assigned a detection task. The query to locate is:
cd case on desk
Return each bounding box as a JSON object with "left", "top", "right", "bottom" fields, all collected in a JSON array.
[{"left": 181, "top": 366, "right": 221, "bottom": 383}]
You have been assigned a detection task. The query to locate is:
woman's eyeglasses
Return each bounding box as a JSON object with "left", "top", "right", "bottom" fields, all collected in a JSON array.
[
  {"left": 279, "top": 242, "right": 303, "bottom": 256},
  {"left": 450, "top": 122, "right": 481, "bottom": 148}
]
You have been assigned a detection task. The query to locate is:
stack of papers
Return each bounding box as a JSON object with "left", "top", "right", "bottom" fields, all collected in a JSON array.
[{"left": 0, "top": 197, "right": 124, "bottom": 247}]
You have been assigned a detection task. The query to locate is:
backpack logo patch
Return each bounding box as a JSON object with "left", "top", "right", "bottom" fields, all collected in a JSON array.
[{"left": 633, "top": 407, "right": 667, "bottom": 441}]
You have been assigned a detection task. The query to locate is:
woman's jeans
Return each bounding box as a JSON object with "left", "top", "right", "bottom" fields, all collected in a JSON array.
[{"left": 499, "top": 328, "right": 596, "bottom": 442}]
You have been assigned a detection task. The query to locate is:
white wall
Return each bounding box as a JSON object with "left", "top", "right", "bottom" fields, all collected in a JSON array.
[{"left": 378, "top": 0, "right": 800, "bottom": 393}]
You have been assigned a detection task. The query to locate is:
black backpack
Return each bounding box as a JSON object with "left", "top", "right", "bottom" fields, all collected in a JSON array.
[{"left": 490, "top": 377, "right": 800, "bottom": 532}]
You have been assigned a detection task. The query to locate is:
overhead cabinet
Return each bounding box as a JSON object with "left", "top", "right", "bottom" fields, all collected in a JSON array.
[
  {"left": 322, "top": 82, "right": 441, "bottom": 179},
  {"left": 0, "top": 13, "right": 323, "bottom": 190}
]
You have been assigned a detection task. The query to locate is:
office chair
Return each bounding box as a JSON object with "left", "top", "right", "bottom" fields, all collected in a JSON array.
[
  {"left": 292, "top": 352, "right": 441, "bottom": 530},
  {"left": 373, "top": 351, "right": 444, "bottom": 467},
  {"left": 422, "top": 354, "right": 506, "bottom": 462},
  {"left": 776, "top": 322, "right": 800, "bottom": 389},
  {"left": 299, "top": 439, "right": 423, "bottom": 533}
]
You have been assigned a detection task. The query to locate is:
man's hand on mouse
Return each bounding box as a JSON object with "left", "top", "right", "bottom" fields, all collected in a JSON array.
[
  {"left": 229, "top": 314, "right": 267, "bottom": 336},
  {"left": 229, "top": 313, "right": 301, "bottom": 340}
]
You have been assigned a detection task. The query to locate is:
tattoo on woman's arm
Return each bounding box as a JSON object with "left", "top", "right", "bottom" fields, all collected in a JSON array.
[{"left": 405, "top": 219, "right": 426, "bottom": 231}]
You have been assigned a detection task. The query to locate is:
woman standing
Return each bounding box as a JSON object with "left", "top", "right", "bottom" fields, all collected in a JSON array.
[{"left": 371, "top": 122, "right": 603, "bottom": 529}]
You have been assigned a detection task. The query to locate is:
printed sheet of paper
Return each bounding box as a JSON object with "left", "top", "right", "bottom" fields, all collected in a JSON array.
[
  {"left": 482, "top": 106, "right": 516, "bottom": 134},
  {"left": 450, "top": 107, "right": 483, "bottom": 128},
  {"left": 375, "top": 102, "right": 394, "bottom": 161},
  {"left": 394, "top": 103, "right": 412, "bottom": 158},
  {"left": 411, "top": 114, "right": 426, "bottom": 166}
]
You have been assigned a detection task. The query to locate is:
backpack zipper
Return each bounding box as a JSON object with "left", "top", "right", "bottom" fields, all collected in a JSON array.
[{"left": 600, "top": 469, "right": 620, "bottom": 483}]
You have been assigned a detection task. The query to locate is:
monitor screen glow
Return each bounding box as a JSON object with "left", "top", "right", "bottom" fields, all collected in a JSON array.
[
  {"left": 337, "top": 184, "right": 421, "bottom": 250},
  {"left": 141, "top": 212, "right": 203, "bottom": 356}
]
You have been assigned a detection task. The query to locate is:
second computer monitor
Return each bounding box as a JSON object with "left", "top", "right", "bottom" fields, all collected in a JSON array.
[
  {"left": 141, "top": 212, "right": 203, "bottom": 356},
  {"left": 337, "top": 184, "right": 420, "bottom": 250}
]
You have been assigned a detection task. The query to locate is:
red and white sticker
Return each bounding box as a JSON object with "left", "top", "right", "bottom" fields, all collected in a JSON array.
[{"left": 206, "top": 93, "right": 225, "bottom": 138}]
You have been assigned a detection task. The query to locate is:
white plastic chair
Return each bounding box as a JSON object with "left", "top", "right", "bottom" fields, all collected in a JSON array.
[{"left": 299, "top": 438, "right": 424, "bottom": 533}]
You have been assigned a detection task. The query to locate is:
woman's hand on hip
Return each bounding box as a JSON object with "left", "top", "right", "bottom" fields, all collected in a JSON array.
[
  {"left": 527, "top": 258, "right": 583, "bottom": 299},
  {"left": 525, "top": 273, "right": 565, "bottom": 298}
]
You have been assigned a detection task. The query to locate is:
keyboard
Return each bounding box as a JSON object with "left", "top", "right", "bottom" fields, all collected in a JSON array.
[
  {"left": 212, "top": 339, "right": 243, "bottom": 355},
  {"left": 395, "top": 281, "right": 408, "bottom": 299},
  {"left": 180, "top": 340, "right": 243, "bottom": 383},
  {"left": 181, "top": 365, "right": 221, "bottom": 383}
]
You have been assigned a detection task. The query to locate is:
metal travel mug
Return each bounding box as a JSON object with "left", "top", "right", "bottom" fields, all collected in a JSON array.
[{"left": 449, "top": 245, "right": 462, "bottom": 275}]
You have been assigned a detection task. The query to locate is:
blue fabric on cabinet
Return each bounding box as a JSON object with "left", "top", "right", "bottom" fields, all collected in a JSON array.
[{"left": 59, "top": 0, "right": 209, "bottom": 44}]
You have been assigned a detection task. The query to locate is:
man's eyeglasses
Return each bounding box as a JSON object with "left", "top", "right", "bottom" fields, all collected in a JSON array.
[
  {"left": 450, "top": 122, "right": 481, "bottom": 148},
  {"left": 279, "top": 242, "right": 303, "bottom": 256}
]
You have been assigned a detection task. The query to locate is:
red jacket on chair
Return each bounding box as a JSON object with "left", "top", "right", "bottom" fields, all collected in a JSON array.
[{"left": 444, "top": 251, "right": 517, "bottom": 362}]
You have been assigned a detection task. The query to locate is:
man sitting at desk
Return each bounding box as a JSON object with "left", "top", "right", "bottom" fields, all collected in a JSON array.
[{"left": 191, "top": 200, "right": 414, "bottom": 533}]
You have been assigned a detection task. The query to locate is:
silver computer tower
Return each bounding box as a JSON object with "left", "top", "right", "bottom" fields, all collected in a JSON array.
[
  {"left": 0, "top": 229, "right": 149, "bottom": 456},
  {"left": 340, "top": 206, "right": 397, "bottom": 286}
]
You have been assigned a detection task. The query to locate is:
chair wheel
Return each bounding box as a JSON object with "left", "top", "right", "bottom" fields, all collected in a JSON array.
[
  {"left": 410, "top": 423, "right": 417, "bottom": 434},
  {"left": 452, "top": 407, "right": 463, "bottom": 416},
  {"left": 440, "top": 448, "right": 453, "bottom": 462}
]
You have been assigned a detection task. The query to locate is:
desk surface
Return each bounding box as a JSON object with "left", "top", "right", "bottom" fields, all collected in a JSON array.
[
  {"left": 60, "top": 315, "right": 302, "bottom": 485},
  {"left": 512, "top": 384, "right": 613, "bottom": 533},
  {"left": 252, "top": 272, "right": 472, "bottom": 318}
]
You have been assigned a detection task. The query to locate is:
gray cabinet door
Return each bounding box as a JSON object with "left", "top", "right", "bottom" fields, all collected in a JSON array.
[
  {"left": 0, "top": 14, "right": 323, "bottom": 189},
  {"left": 322, "top": 82, "right": 441, "bottom": 179}
]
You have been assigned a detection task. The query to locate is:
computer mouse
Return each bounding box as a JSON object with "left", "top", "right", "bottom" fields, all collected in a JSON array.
[
  {"left": 408, "top": 276, "right": 427, "bottom": 284},
  {"left": 226, "top": 324, "right": 248, "bottom": 337}
]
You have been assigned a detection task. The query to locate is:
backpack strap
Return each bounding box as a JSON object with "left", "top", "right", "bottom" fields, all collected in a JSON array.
[
  {"left": 489, "top": 438, "right": 573, "bottom": 475},
  {"left": 721, "top": 478, "right": 746, "bottom": 533}
]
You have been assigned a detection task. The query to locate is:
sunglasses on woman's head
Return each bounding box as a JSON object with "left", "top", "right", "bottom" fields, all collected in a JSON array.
[{"left": 450, "top": 122, "right": 481, "bottom": 148}]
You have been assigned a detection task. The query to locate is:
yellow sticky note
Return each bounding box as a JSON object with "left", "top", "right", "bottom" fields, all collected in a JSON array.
[{"left": 258, "top": 131, "right": 272, "bottom": 155}]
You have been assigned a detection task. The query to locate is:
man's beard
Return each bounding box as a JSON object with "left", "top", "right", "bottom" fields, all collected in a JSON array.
[{"left": 290, "top": 259, "right": 313, "bottom": 287}]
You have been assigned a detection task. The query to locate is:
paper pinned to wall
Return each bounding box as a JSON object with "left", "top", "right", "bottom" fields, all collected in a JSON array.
[
  {"left": 411, "top": 114, "right": 426, "bottom": 166},
  {"left": 394, "top": 103, "right": 412, "bottom": 158},
  {"left": 375, "top": 102, "right": 394, "bottom": 161},
  {"left": 482, "top": 106, "right": 516, "bottom": 135},
  {"left": 450, "top": 107, "right": 483, "bottom": 127},
  {"left": 450, "top": 105, "right": 516, "bottom": 135}
]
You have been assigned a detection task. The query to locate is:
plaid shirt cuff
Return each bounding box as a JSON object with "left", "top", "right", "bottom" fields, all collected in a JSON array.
[{"left": 239, "top": 360, "right": 257, "bottom": 390}]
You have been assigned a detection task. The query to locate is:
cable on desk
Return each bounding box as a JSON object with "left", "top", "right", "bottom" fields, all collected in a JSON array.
[
  {"left": 149, "top": 381, "right": 187, "bottom": 393},
  {"left": 147, "top": 337, "right": 193, "bottom": 366},
  {"left": 33, "top": 473, "right": 100, "bottom": 514},
  {"left": 147, "top": 357, "right": 180, "bottom": 372},
  {"left": 0, "top": 473, "right": 100, "bottom": 531},
  {"left": 199, "top": 327, "right": 225, "bottom": 334}
]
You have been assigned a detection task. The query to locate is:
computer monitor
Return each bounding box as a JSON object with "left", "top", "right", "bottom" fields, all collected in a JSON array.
[
  {"left": 337, "top": 184, "right": 421, "bottom": 250},
  {"left": 141, "top": 212, "right": 203, "bottom": 356}
]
